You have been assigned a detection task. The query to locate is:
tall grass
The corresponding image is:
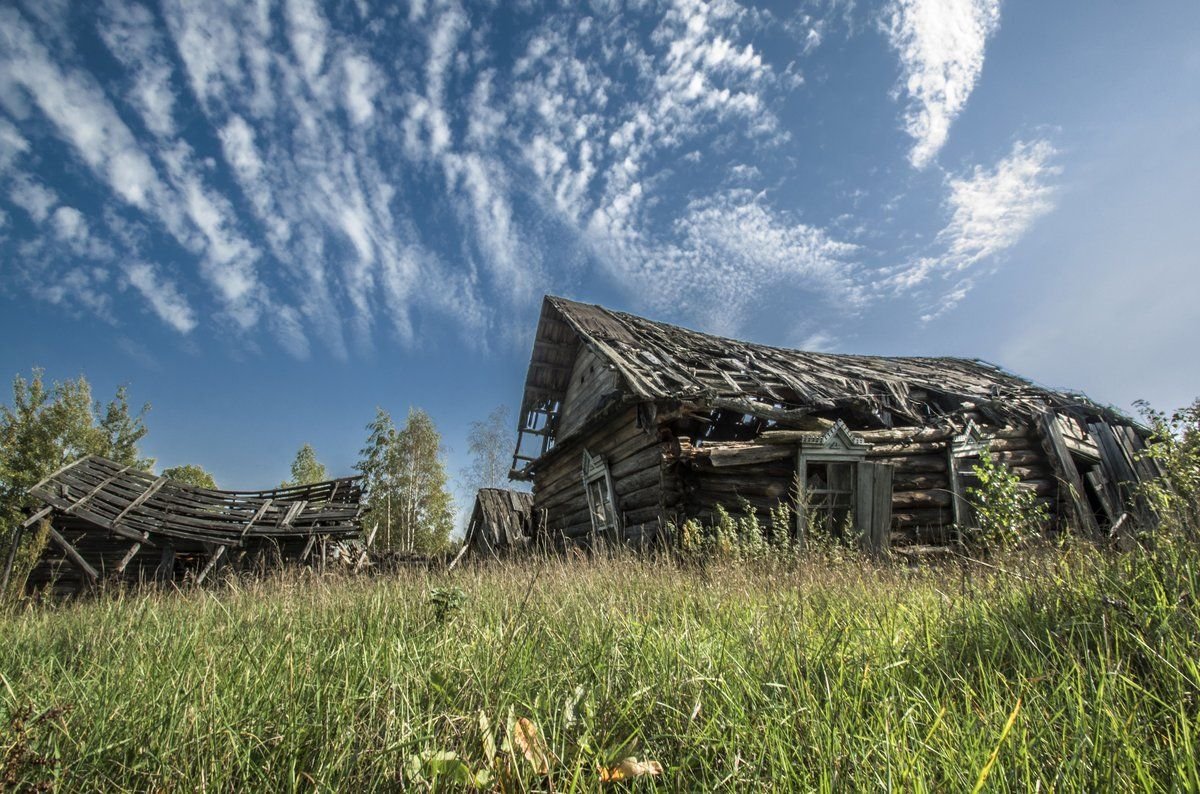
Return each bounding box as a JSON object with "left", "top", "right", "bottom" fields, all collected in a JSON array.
[{"left": 2, "top": 544, "right": 1199, "bottom": 790}]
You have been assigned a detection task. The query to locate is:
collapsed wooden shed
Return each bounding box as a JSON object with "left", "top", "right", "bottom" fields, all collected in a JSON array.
[
  {"left": 510, "top": 296, "right": 1159, "bottom": 552},
  {"left": 462, "top": 488, "right": 538, "bottom": 557},
  {"left": 2, "top": 455, "right": 364, "bottom": 596}
]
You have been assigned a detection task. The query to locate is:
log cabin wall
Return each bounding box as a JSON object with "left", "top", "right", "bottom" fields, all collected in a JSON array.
[
  {"left": 660, "top": 419, "right": 1063, "bottom": 549},
  {"left": 858, "top": 423, "right": 1058, "bottom": 546},
  {"left": 512, "top": 296, "right": 1160, "bottom": 552},
  {"left": 558, "top": 346, "right": 621, "bottom": 438},
  {"left": 669, "top": 436, "right": 794, "bottom": 533},
  {"left": 531, "top": 405, "right": 668, "bottom": 547}
]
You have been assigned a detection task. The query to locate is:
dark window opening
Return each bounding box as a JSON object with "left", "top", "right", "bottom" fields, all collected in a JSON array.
[{"left": 804, "top": 460, "right": 856, "bottom": 540}]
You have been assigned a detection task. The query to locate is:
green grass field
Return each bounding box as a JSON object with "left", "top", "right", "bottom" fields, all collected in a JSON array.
[{"left": 2, "top": 544, "right": 1199, "bottom": 791}]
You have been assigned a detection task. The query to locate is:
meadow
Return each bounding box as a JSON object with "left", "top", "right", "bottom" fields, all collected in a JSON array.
[{"left": 1, "top": 543, "right": 1198, "bottom": 791}]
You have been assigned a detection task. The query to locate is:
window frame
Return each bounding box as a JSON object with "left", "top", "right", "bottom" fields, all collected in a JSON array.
[
  {"left": 947, "top": 420, "right": 992, "bottom": 542},
  {"left": 581, "top": 449, "right": 620, "bottom": 542},
  {"left": 794, "top": 421, "right": 871, "bottom": 546}
]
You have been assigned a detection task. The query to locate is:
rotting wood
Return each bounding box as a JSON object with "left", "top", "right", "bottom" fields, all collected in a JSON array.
[
  {"left": 19, "top": 455, "right": 365, "bottom": 595},
  {"left": 1038, "top": 411, "right": 1102, "bottom": 539},
  {"left": 194, "top": 545, "right": 227, "bottom": 585},
  {"left": 48, "top": 527, "right": 99, "bottom": 583}
]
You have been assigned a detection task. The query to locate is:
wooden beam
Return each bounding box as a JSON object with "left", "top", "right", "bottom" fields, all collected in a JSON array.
[
  {"left": 48, "top": 527, "right": 99, "bottom": 583},
  {"left": 111, "top": 476, "right": 169, "bottom": 526},
  {"left": 239, "top": 499, "right": 273, "bottom": 541},
  {"left": 194, "top": 545, "right": 227, "bottom": 585},
  {"left": 65, "top": 465, "right": 133, "bottom": 514},
  {"left": 1038, "top": 411, "right": 1101, "bottom": 539},
  {"left": 277, "top": 500, "right": 307, "bottom": 528},
  {"left": 299, "top": 534, "right": 318, "bottom": 562},
  {"left": 20, "top": 506, "right": 54, "bottom": 529},
  {"left": 114, "top": 535, "right": 149, "bottom": 575},
  {"left": 1, "top": 523, "right": 27, "bottom": 594},
  {"left": 26, "top": 455, "right": 92, "bottom": 494}
]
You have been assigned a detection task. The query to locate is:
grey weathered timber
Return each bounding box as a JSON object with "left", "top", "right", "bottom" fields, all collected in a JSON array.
[
  {"left": 48, "top": 526, "right": 99, "bottom": 583},
  {"left": 502, "top": 296, "right": 1158, "bottom": 555},
  {"left": 17, "top": 455, "right": 365, "bottom": 595},
  {"left": 1038, "top": 411, "right": 1102, "bottom": 539}
]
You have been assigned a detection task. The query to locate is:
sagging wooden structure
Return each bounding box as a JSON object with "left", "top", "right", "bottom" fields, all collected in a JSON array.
[
  {"left": 462, "top": 488, "right": 538, "bottom": 557},
  {"left": 2, "top": 455, "right": 364, "bottom": 596},
  {"left": 510, "top": 296, "right": 1160, "bottom": 552}
]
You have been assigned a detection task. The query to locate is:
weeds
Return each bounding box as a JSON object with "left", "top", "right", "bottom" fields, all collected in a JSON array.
[{"left": 0, "top": 544, "right": 1198, "bottom": 790}]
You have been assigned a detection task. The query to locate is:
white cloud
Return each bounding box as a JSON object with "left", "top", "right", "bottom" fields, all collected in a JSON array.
[
  {"left": 9, "top": 173, "right": 57, "bottom": 221},
  {"left": 885, "top": 0, "right": 1000, "bottom": 168},
  {"left": 0, "top": 117, "right": 29, "bottom": 175},
  {"left": 889, "top": 138, "right": 1060, "bottom": 316},
  {"left": 342, "top": 54, "right": 377, "bottom": 125},
  {"left": 98, "top": 0, "right": 178, "bottom": 137},
  {"left": 51, "top": 206, "right": 86, "bottom": 242},
  {"left": 124, "top": 261, "right": 197, "bottom": 333}
]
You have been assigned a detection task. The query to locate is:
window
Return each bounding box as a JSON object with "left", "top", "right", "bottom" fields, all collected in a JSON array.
[
  {"left": 803, "top": 460, "right": 856, "bottom": 540},
  {"left": 948, "top": 421, "right": 990, "bottom": 539},
  {"left": 582, "top": 450, "right": 620, "bottom": 541},
  {"left": 795, "top": 421, "right": 893, "bottom": 552}
]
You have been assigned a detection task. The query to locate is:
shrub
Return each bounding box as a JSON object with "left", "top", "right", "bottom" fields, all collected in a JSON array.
[
  {"left": 1135, "top": 398, "right": 1200, "bottom": 538},
  {"left": 963, "top": 446, "right": 1048, "bottom": 551}
]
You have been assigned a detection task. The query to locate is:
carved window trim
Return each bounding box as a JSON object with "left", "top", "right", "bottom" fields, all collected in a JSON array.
[
  {"left": 794, "top": 421, "right": 871, "bottom": 544},
  {"left": 582, "top": 449, "right": 620, "bottom": 542},
  {"left": 948, "top": 420, "right": 993, "bottom": 538}
]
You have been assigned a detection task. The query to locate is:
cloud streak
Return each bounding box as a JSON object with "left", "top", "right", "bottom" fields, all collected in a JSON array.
[
  {"left": 888, "top": 138, "right": 1060, "bottom": 318},
  {"left": 885, "top": 0, "right": 1001, "bottom": 168}
]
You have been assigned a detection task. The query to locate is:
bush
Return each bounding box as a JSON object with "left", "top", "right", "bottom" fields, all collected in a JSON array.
[
  {"left": 963, "top": 446, "right": 1048, "bottom": 552},
  {"left": 1136, "top": 398, "right": 1200, "bottom": 538}
]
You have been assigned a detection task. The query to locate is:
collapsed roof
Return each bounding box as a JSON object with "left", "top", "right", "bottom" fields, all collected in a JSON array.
[
  {"left": 513, "top": 296, "right": 1126, "bottom": 475},
  {"left": 3, "top": 455, "right": 364, "bottom": 593}
]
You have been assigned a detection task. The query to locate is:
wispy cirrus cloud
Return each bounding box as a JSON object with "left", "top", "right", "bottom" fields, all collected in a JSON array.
[
  {"left": 888, "top": 138, "right": 1060, "bottom": 318},
  {"left": 123, "top": 261, "right": 197, "bottom": 333},
  {"left": 885, "top": 0, "right": 1001, "bottom": 169},
  {"left": 0, "top": 0, "right": 1056, "bottom": 356}
]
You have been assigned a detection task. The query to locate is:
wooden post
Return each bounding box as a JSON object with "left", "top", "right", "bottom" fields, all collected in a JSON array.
[
  {"left": 114, "top": 535, "right": 148, "bottom": 576},
  {"left": 156, "top": 541, "right": 176, "bottom": 583},
  {"left": 49, "top": 526, "right": 99, "bottom": 584},
  {"left": 1, "top": 525, "right": 25, "bottom": 595},
  {"left": 194, "top": 545, "right": 227, "bottom": 585},
  {"left": 1038, "top": 411, "right": 1102, "bottom": 539}
]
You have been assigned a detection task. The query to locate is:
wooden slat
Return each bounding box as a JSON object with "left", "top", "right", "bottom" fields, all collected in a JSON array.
[
  {"left": 240, "top": 499, "right": 273, "bottom": 540},
  {"left": 114, "top": 536, "right": 149, "bottom": 575},
  {"left": 66, "top": 465, "right": 133, "bottom": 515},
  {"left": 48, "top": 527, "right": 99, "bottom": 583},
  {"left": 111, "top": 476, "right": 169, "bottom": 526},
  {"left": 1038, "top": 411, "right": 1101, "bottom": 539}
]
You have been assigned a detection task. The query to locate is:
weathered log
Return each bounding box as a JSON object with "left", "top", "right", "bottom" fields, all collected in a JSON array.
[
  {"left": 892, "top": 490, "right": 953, "bottom": 509},
  {"left": 699, "top": 444, "right": 794, "bottom": 468}
]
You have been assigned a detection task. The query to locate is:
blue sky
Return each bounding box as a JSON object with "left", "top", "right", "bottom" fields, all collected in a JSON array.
[{"left": 1, "top": 0, "right": 1198, "bottom": 505}]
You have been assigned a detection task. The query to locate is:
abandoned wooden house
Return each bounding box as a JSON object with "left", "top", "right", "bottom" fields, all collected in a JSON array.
[
  {"left": 509, "top": 296, "right": 1160, "bottom": 552},
  {"left": 2, "top": 455, "right": 365, "bottom": 596},
  {"left": 462, "top": 487, "right": 537, "bottom": 557}
]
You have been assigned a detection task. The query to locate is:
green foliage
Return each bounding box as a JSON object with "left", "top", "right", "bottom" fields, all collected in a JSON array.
[
  {"left": 0, "top": 369, "right": 151, "bottom": 600},
  {"left": 1136, "top": 398, "right": 1200, "bottom": 537},
  {"left": 356, "top": 407, "right": 455, "bottom": 553},
  {"left": 428, "top": 586, "right": 467, "bottom": 624},
  {"left": 679, "top": 498, "right": 801, "bottom": 561},
  {"left": 963, "top": 446, "right": 1048, "bottom": 551},
  {"left": 280, "top": 443, "right": 327, "bottom": 488},
  {"left": 2, "top": 545, "right": 1200, "bottom": 789},
  {"left": 161, "top": 464, "right": 217, "bottom": 490}
]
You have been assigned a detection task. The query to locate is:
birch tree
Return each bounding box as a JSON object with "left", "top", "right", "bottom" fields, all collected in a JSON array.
[{"left": 356, "top": 408, "right": 454, "bottom": 553}]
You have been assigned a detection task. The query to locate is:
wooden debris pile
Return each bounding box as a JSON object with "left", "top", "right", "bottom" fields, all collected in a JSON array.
[
  {"left": 462, "top": 488, "right": 537, "bottom": 557},
  {"left": 2, "top": 455, "right": 365, "bottom": 596}
]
